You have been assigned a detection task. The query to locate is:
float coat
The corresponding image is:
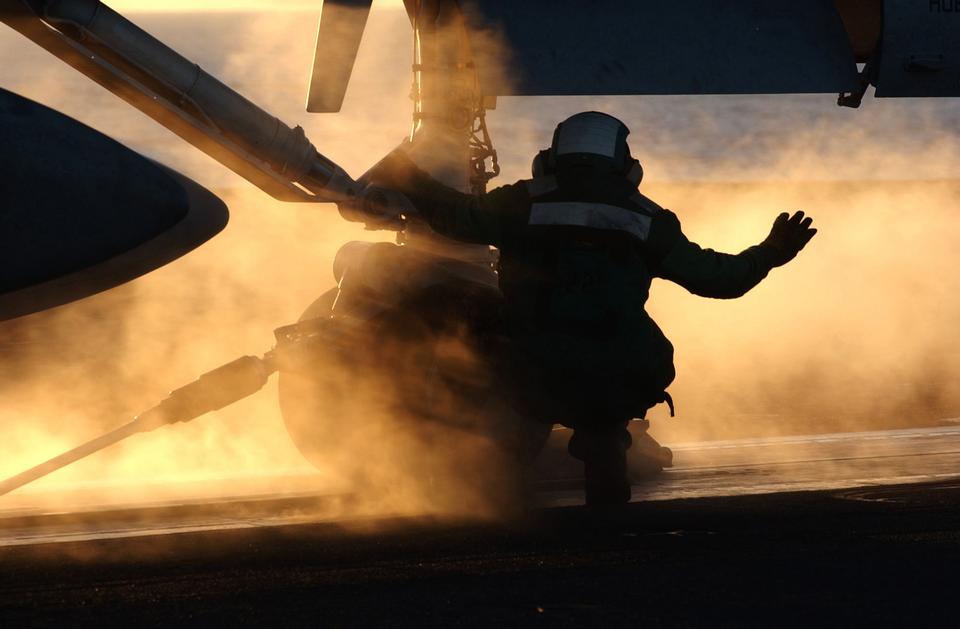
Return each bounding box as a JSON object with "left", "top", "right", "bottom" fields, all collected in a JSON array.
[{"left": 371, "top": 151, "right": 782, "bottom": 428}]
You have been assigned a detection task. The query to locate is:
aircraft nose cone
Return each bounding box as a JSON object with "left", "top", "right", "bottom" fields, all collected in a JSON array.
[{"left": 0, "top": 88, "right": 228, "bottom": 320}]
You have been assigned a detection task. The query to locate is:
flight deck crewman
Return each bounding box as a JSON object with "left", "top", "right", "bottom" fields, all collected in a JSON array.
[{"left": 365, "top": 111, "right": 817, "bottom": 505}]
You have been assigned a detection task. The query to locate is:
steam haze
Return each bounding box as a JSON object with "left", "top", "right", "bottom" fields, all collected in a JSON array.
[{"left": 1, "top": 6, "right": 960, "bottom": 509}]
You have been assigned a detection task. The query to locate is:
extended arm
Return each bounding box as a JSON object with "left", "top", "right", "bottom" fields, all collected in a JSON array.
[
  {"left": 654, "top": 210, "right": 816, "bottom": 299},
  {"left": 362, "top": 150, "right": 528, "bottom": 246}
]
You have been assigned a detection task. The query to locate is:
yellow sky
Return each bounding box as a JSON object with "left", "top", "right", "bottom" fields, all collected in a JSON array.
[{"left": 107, "top": 0, "right": 403, "bottom": 12}]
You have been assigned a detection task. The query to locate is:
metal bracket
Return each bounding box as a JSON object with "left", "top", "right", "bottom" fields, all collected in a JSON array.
[{"left": 838, "top": 53, "right": 879, "bottom": 108}]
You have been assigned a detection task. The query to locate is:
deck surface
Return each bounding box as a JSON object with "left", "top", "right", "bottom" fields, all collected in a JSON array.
[{"left": 2, "top": 427, "right": 958, "bottom": 627}]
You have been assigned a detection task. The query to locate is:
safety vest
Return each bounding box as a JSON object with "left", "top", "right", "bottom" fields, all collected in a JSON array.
[
  {"left": 494, "top": 170, "right": 678, "bottom": 420},
  {"left": 498, "top": 171, "right": 673, "bottom": 338}
]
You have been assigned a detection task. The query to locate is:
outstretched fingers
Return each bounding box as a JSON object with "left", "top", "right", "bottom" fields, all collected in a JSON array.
[
  {"left": 801, "top": 228, "right": 818, "bottom": 246},
  {"left": 787, "top": 210, "right": 806, "bottom": 226},
  {"left": 797, "top": 208, "right": 817, "bottom": 249}
]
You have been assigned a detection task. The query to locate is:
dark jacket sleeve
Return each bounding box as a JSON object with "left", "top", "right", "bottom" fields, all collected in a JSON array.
[
  {"left": 396, "top": 169, "right": 530, "bottom": 247},
  {"left": 652, "top": 211, "right": 780, "bottom": 299}
]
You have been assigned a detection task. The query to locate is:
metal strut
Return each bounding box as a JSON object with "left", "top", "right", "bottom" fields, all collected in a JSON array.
[
  {"left": 408, "top": 0, "right": 499, "bottom": 196},
  {"left": 1, "top": 0, "right": 364, "bottom": 203},
  {"left": 0, "top": 355, "right": 275, "bottom": 497},
  {"left": 469, "top": 104, "right": 500, "bottom": 195},
  {"left": 0, "top": 316, "right": 341, "bottom": 497}
]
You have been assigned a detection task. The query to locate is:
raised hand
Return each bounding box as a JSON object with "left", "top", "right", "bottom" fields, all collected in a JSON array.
[{"left": 762, "top": 211, "right": 817, "bottom": 267}]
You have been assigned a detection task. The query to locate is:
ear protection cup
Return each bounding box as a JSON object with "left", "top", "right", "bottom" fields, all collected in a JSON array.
[
  {"left": 624, "top": 158, "right": 643, "bottom": 186},
  {"left": 531, "top": 148, "right": 554, "bottom": 178}
]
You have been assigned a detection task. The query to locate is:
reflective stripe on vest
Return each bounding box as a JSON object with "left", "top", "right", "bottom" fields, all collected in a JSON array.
[{"left": 529, "top": 202, "right": 653, "bottom": 241}]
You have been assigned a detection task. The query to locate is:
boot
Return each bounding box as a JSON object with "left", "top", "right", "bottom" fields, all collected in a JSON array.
[
  {"left": 568, "top": 425, "right": 632, "bottom": 506},
  {"left": 628, "top": 419, "right": 673, "bottom": 480}
]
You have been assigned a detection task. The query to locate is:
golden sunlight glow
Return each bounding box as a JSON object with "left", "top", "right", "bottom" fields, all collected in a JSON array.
[{"left": 107, "top": 0, "right": 404, "bottom": 12}]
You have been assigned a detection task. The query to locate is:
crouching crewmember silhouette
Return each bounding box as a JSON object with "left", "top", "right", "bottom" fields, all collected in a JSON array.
[{"left": 364, "top": 111, "right": 817, "bottom": 505}]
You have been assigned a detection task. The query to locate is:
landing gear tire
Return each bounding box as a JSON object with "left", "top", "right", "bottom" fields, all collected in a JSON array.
[{"left": 277, "top": 288, "right": 538, "bottom": 515}]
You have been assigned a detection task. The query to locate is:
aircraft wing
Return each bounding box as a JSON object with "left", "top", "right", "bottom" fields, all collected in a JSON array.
[
  {"left": 876, "top": 0, "right": 960, "bottom": 97},
  {"left": 307, "top": 0, "right": 960, "bottom": 107},
  {"left": 458, "top": 0, "right": 860, "bottom": 96}
]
